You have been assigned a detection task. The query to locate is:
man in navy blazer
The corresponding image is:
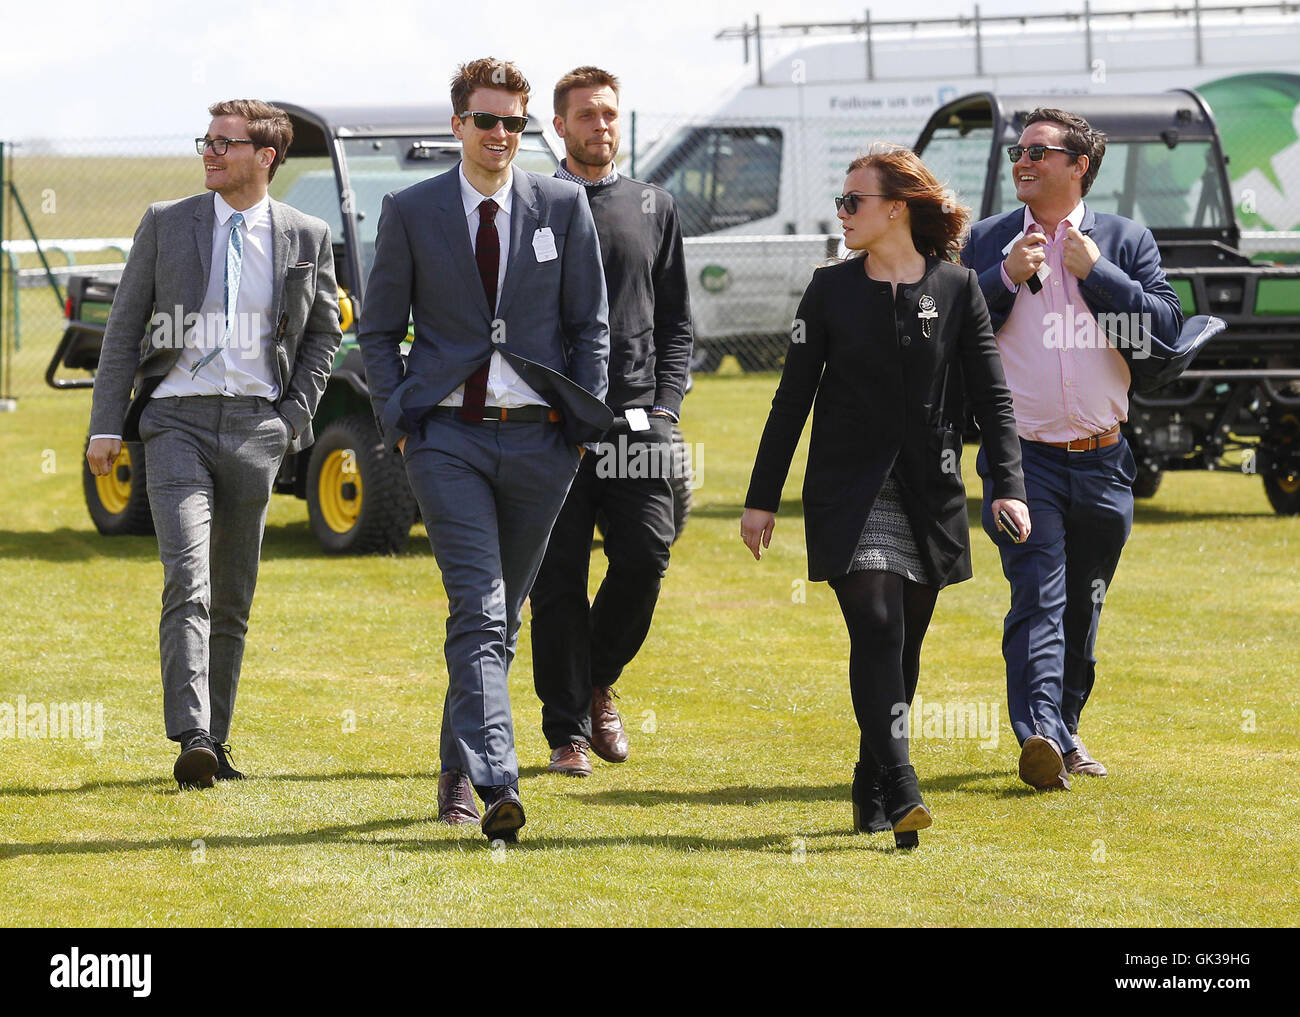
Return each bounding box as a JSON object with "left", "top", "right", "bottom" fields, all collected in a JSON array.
[
  {"left": 962, "top": 107, "right": 1182, "bottom": 790},
  {"left": 358, "top": 58, "right": 612, "bottom": 841}
]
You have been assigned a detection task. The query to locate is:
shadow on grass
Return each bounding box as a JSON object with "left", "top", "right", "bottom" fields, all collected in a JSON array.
[
  {"left": 689, "top": 498, "right": 804, "bottom": 520},
  {"left": 0, "top": 770, "right": 441, "bottom": 797},
  {"left": 0, "top": 523, "right": 433, "bottom": 562}
]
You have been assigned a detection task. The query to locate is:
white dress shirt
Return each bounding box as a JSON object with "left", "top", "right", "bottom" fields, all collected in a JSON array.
[
  {"left": 91, "top": 192, "right": 280, "bottom": 440},
  {"left": 437, "top": 163, "right": 548, "bottom": 409},
  {"left": 152, "top": 191, "right": 279, "bottom": 402}
]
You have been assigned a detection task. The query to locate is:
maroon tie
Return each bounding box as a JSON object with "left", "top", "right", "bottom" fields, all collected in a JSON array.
[{"left": 461, "top": 198, "right": 499, "bottom": 422}]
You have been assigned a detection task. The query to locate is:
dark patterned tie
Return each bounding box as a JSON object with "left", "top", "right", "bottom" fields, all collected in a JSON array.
[{"left": 460, "top": 198, "right": 499, "bottom": 422}]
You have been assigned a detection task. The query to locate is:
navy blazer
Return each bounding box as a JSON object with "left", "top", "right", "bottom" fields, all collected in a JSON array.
[
  {"left": 358, "top": 166, "right": 614, "bottom": 448},
  {"left": 960, "top": 205, "right": 1183, "bottom": 374}
]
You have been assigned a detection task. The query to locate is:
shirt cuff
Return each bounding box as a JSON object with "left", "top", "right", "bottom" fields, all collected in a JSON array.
[
  {"left": 650, "top": 405, "right": 679, "bottom": 423},
  {"left": 89, "top": 434, "right": 122, "bottom": 441},
  {"left": 1000, "top": 263, "right": 1018, "bottom": 293}
]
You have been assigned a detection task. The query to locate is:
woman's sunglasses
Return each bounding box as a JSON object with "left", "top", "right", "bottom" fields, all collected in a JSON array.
[
  {"left": 834, "top": 192, "right": 889, "bottom": 215},
  {"left": 458, "top": 111, "right": 529, "bottom": 133},
  {"left": 1007, "top": 144, "right": 1083, "bottom": 163}
]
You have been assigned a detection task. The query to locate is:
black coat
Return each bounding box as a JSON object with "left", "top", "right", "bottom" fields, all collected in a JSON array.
[{"left": 745, "top": 256, "right": 1026, "bottom": 586}]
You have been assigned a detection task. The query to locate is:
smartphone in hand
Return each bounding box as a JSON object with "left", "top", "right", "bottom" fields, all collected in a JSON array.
[{"left": 997, "top": 508, "right": 1024, "bottom": 543}]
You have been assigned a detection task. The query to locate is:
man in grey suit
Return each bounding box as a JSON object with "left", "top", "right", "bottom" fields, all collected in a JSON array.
[
  {"left": 358, "top": 57, "right": 612, "bottom": 842},
  {"left": 86, "top": 100, "right": 341, "bottom": 790}
]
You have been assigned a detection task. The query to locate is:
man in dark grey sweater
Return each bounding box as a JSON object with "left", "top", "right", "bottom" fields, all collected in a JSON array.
[{"left": 529, "top": 66, "right": 693, "bottom": 775}]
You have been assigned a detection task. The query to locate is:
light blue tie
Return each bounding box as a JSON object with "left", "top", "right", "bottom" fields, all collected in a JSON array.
[{"left": 192, "top": 210, "right": 243, "bottom": 377}]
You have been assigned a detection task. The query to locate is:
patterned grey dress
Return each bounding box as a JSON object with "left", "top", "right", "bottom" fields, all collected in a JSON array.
[{"left": 849, "top": 472, "right": 932, "bottom": 584}]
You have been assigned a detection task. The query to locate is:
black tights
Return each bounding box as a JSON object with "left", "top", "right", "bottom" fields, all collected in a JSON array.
[{"left": 830, "top": 569, "right": 939, "bottom": 772}]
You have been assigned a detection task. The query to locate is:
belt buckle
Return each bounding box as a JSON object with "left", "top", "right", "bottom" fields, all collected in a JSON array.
[{"left": 1066, "top": 436, "right": 1094, "bottom": 453}]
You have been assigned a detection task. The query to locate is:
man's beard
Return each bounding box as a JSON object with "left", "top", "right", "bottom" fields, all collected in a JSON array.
[{"left": 567, "top": 138, "right": 618, "bottom": 169}]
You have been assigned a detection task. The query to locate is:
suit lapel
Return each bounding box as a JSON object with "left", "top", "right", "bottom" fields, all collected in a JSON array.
[
  {"left": 269, "top": 198, "right": 292, "bottom": 328},
  {"left": 1079, "top": 203, "right": 1097, "bottom": 235},
  {"left": 431, "top": 167, "right": 492, "bottom": 322},
  {"left": 192, "top": 194, "right": 215, "bottom": 311},
  {"left": 495, "top": 170, "right": 539, "bottom": 320}
]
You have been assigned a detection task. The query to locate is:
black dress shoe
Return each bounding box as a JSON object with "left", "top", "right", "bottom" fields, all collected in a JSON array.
[
  {"left": 880, "top": 763, "right": 932, "bottom": 848},
  {"left": 174, "top": 731, "right": 218, "bottom": 790},
  {"left": 213, "top": 742, "right": 245, "bottom": 781},
  {"left": 851, "top": 760, "right": 890, "bottom": 834},
  {"left": 480, "top": 786, "right": 526, "bottom": 843}
]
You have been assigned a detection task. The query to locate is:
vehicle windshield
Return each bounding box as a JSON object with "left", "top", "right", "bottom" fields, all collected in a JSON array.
[
  {"left": 271, "top": 134, "right": 559, "bottom": 286},
  {"left": 922, "top": 125, "right": 1230, "bottom": 230}
]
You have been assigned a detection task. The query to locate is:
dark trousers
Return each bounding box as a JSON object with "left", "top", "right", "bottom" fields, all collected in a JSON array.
[
  {"left": 978, "top": 436, "right": 1135, "bottom": 749},
  {"left": 403, "top": 413, "right": 580, "bottom": 794},
  {"left": 529, "top": 418, "right": 676, "bottom": 748}
]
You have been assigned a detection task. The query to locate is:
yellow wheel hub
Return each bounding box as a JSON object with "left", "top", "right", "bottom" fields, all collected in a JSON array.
[
  {"left": 318, "top": 448, "right": 362, "bottom": 533},
  {"left": 95, "top": 446, "right": 134, "bottom": 514},
  {"left": 1277, "top": 415, "right": 1300, "bottom": 493}
]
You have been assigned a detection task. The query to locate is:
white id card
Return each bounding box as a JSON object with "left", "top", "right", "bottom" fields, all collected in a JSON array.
[
  {"left": 624, "top": 408, "right": 650, "bottom": 431},
  {"left": 533, "top": 227, "right": 558, "bottom": 262}
]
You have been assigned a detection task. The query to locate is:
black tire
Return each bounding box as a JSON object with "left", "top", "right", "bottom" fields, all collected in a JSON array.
[
  {"left": 1263, "top": 473, "right": 1300, "bottom": 515},
  {"left": 1131, "top": 465, "right": 1163, "bottom": 499},
  {"left": 83, "top": 439, "right": 154, "bottom": 536},
  {"left": 306, "top": 413, "right": 417, "bottom": 554},
  {"left": 691, "top": 345, "right": 723, "bottom": 373}
]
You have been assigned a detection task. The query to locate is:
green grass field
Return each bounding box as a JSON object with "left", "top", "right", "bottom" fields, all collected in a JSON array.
[{"left": 1, "top": 380, "right": 1296, "bottom": 927}]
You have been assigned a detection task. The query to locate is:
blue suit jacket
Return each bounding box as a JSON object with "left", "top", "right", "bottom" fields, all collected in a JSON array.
[
  {"left": 358, "top": 165, "right": 613, "bottom": 448},
  {"left": 961, "top": 205, "right": 1184, "bottom": 378}
]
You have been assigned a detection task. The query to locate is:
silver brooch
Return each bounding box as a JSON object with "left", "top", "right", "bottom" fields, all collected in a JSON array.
[{"left": 917, "top": 294, "right": 938, "bottom": 339}]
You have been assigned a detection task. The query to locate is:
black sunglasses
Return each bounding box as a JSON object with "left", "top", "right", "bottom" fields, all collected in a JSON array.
[
  {"left": 834, "top": 192, "right": 889, "bottom": 215},
  {"left": 1007, "top": 144, "right": 1083, "bottom": 163},
  {"left": 458, "top": 111, "right": 529, "bottom": 133},
  {"left": 196, "top": 137, "right": 256, "bottom": 156}
]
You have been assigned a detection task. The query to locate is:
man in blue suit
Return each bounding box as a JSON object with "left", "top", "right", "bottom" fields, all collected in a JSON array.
[
  {"left": 358, "top": 58, "right": 612, "bottom": 840},
  {"left": 962, "top": 107, "right": 1182, "bottom": 790}
]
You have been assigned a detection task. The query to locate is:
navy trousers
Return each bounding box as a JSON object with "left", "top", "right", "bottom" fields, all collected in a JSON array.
[
  {"left": 403, "top": 413, "right": 580, "bottom": 795},
  {"left": 978, "top": 436, "right": 1135, "bottom": 750}
]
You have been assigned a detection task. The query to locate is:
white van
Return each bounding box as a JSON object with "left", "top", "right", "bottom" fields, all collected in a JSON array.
[{"left": 636, "top": 3, "right": 1300, "bottom": 370}]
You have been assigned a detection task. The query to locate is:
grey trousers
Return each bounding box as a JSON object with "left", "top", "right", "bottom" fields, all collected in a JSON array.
[
  {"left": 138, "top": 395, "right": 290, "bottom": 742},
  {"left": 402, "top": 413, "right": 580, "bottom": 793}
]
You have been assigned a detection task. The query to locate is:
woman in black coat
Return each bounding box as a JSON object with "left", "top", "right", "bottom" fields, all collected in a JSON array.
[{"left": 741, "top": 146, "right": 1029, "bottom": 848}]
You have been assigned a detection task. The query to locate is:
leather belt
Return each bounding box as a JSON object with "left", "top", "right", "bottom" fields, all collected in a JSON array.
[
  {"left": 428, "top": 405, "right": 562, "bottom": 424},
  {"left": 1034, "top": 425, "right": 1121, "bottom": 452}
]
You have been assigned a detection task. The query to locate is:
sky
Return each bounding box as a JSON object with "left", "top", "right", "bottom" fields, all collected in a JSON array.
[{"left": 0, "top": 0, "right": 1183, "bottom": 141}]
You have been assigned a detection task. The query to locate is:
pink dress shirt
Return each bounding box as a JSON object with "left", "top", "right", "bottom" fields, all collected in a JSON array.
[{"left": 995, "top": 203, "right": 1131, "bottom": 443}]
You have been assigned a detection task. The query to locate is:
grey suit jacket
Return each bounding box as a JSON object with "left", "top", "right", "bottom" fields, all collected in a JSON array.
[
  {"left": 88, "top": 192, "right": 342, "bottom": 453},
  {"left": 357, "top": 166, "right": 613, "bottom": 448}
]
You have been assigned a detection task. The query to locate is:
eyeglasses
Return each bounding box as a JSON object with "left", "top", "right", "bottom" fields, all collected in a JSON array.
[
  {"left": 834, "top": 192, "right": 889, "bottom": 215},
  {"left": 1007, "top": 144, "right": 1083, "bottom": 163},
  {"left": 196, "top": 137, "right": 256, "bottom": 156},
  {"left": 458, "top": 111, "right": 529, "bottom": 134}
]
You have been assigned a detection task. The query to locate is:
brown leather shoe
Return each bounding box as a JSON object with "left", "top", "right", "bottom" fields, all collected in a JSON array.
[
  {"left": 437, "top": 769, "right": 480, "bottom": 825},
  {"left": 1065, "top": 732, "right": 1109, "bottom": 777},
  {"left": 547, "top": 742, "right": 592, "bottom": 777},
  {"left": 1018, "top": 735, "right": 1071, "bottom": 791},
  {"left": 589, "top": 685, "right": 630, "bottom": 763}
]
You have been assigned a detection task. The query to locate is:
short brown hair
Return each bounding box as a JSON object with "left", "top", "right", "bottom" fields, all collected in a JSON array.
[
  {"left": 847, "top": 145, "right": 970, "bottom": 261},
  {"left": 553, "top": 66, "right": 620, "bottom": 118},
  {"left": 450, "top": 58, "right": 530, "bottom": 117},
  {"left": 1023, "top": 107, "right": 1107, "bottom": 196},
  {"left": 207, "top": 99, "right": 293, "bottom": 181}
]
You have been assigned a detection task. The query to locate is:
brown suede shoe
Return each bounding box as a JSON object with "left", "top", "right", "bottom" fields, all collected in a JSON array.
[
  {"left": 547, "top": 742, "right": 593, "bottom": 777},
  {"left": 437, "top": 769, "right": 480, "bottom": 825},
  {"left": 1065, "top": 732, "right": 1109, "bottom": 777},
  {"left": 1018, "top": 735, "right": 1071, "bottom": 791},
  {"left": 590, "top": 686, "right": 630, "bottom": 763}
]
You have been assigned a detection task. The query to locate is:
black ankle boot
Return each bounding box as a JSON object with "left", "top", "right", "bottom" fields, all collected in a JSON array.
[
  {"left": 851, "top": 760, "right": 890, "bottom": 834},
  {"left": 880, "top": 764, "right": 932, "bottom": 848}
]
